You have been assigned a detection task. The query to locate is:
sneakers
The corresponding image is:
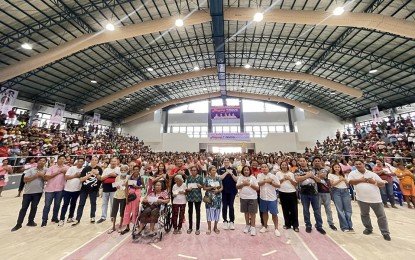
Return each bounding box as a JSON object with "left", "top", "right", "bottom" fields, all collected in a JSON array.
[
  {"left": 250, "top": 227, "right": 256, "bottom": 236},
  {"left": 316, "top": 228, "right": 326, "bottom": 235},
  {"left": 90, "top": 218, "right": 95, "bottom": 223},
  {"left": 11, "top": 224, "right": 22, "bottom": 232},
  {"left": 223, "top": 222, "right": 229, "bottom": 230},
  {"left": 243, "top": 225, "right": 251, "bottom": 233},
  {"left": 229, "top": 222, "right": 235, "bottom": 230},
  {"left": 274, "top": 229, "right": 281, "bottom": 237},
  {"left": 348, "top": 228, "right": 355, "bottom": 234},
  {"left": 96, "top": 218, "right": 105, "bottom": 224},
  {"left": 41, "top": 221, "right": 47, "bottom": 227},
  {"left": 383, "top": 234, "right": 391, "bottom": 241},
  {"left": 58, "top": 220, "right": 64, "bottom": 226},
  {"left": 51, "top": 218, "right": 59, "bottom": 223},
  {"left": 306, "top": 226, "right": 312, "bottom": 233},
  {"left": 363, "top": 229, "right": 373, "bottom": 235},
  {"left": 72, "top": 220, "right": 80, "bottom": 226},
  {"left": 67, "top": 218, "right": 74, "bottom": 223},
  {"left": 26, "top": 222, "right": 37, "bottom": 227},
  {"left": 259, "top": 226, "right": 268, "bottom": 233},
  {"left": 329, "top": 225, "right": 337, "bottom": 231}
]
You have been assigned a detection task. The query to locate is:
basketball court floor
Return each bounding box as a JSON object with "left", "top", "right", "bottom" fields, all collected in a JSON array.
[{"left": 1, "top": 189, "right": 414, "bottom": 260}]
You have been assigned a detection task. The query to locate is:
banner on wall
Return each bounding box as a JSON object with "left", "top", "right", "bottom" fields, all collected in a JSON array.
[
  {"left": 369, "top": 106, "right": 381, "bottom": 123},
  {"left": 50, "top": 102, "right": 66, "bottom": 124},
  {"left": 208, "top": 133, "right": 250, "bottom": 141},
  {"left": 0, "top": 87, "right": 19, "bottom": 115},
  {"left": 210, "top": 106, "right": 240, "bottom": 124},
  {"left": 93, "top": 113, "right": 101, "bottom": 126}
]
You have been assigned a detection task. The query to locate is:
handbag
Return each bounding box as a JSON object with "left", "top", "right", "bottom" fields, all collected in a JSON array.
[
  {"left": 127, "top": 193, "right": 137, "bottom": 202},
  {"left": 202, "top": 193, "right": 212, "bottom": 204}
]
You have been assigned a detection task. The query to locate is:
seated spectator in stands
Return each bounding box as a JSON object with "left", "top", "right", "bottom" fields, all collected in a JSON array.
[
  {"left": 11, "top": 158, "right": 47, "bottom": 231},
  {"left": 395, "top": 163, "right": 415, "bottom": 208},
  {"left": 348, "top": 160, "right": 391, "bottom": 241}
]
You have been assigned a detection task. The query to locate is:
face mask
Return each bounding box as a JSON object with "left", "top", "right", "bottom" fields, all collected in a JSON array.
[{"left": 120, "top": 173, "right": 127, "bottom": 177}]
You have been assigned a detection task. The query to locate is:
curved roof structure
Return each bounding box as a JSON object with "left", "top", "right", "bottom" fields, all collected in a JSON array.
[{"left": 1, "top": 0, "right": 414, "bottom": 122}]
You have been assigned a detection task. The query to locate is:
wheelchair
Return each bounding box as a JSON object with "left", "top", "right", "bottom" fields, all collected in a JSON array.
[{"left": 131, "top": 203, "right": 172, "bottom": 242}]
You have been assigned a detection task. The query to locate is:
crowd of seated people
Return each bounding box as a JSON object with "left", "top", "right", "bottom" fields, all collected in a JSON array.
[{"left": 0, "top": 116, "right": 414, "bottom": 243}]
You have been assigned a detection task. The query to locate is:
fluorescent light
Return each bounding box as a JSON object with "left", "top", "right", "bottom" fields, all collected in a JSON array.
[
  {"left": 333, "top": 7, "right": 345, "bottom": 16},
  {"left": 241, "top": 86, "right": 245, "bottom": 89},
  {"left": 253, "top": 12, "right": 264, "bottom": 22},
  {"left": 330, "top": 92, "right": 336, "bottom": 95},
  {"left": 278, "top": 85, "right": 284, "bottom": 88},
  {"left": 369, "top": 69, "right": 378, "bottom": 74},
  {"left": 126, "top": 97, "right": 131, "bottom": 101},
  {"left": 203, "top": 88, "right": 207, "bottom": 90},
  {"left": 244, "top": 64, "right": 251, "bottom": 69},
  {"left": 194, "top": 66, "right": 200, "bottom": 71},
  {"left": 145, "top": 108, "right": 150, "bottom": 111},
  {"left": 147, "top": 67, "right": 154, "bottom": 72},
  {"left": 90, "top": 80, "right": 97, "bottom": 84},
  {"left": 105, "top": 23, "right": 115, "bottom": 31},
  {"left": 21, "top": 43, "right": 32, "bottom": 50},
  {"left": 175, "top": 18, "right": 184, "bottom": 27},
  {"left": 295, "top": 60, "right": 302, "bottom": 66}
]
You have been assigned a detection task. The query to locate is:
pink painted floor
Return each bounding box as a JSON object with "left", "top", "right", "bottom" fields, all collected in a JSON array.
[{"left": 64, "top": 225, "right": 354, "bottom": 260}]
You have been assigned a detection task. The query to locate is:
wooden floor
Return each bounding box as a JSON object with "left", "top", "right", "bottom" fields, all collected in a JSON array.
[{"left": 1, "top": 189, "right": 415, "bottom": 260}]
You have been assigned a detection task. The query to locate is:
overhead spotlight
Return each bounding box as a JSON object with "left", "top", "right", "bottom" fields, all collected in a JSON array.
[
  {"left": 278, "top": 85, "right": 284, "bottom": 88},
  {"left": 368, "top": 69, "right": 378, "bottom": 74},
  {"left": 244, "top": 64, "right": 251, "bottom": 69},
  {"left": 203, "top": 88, "right": 207, "bottom": 90},
  {"left": 295, "top": 60, "right": 303, "bottom": 66},
  {"left": 147, "top": 67, "right": 154, "bottom": 72},
  {"left": 175, "top": 18, "right": 184, "bottom": 27},
  {"left": 194, "top": 66, "right": 200, "bottom": 71},
  {"left": 126, "top": 97, "right": 131, "bottom": 101},
  {"left": 90, "top": 80, "right": 97, "bottom": 84},
  {"left": 145, "top": 107, "right": 150, "bottom": 111},
  {"left": 333, "top": 7, "right": 345, "bottom": 16},
  {"left": 105, "top": 23, "right": 115, "bottom": 31},
  {"left": 253, "top": 12, "right": 264, "bottom": 22},
  {"left": 21, "top": 43, "right": 32, "bottom": 50},
  {"left": 330, "top": 91, "right": 336, "bottom": 95},
  {"left": 241, "top": 86, "right": 245, "bottom": 89}
]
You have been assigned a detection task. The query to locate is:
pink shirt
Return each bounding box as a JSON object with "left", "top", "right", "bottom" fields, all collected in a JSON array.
[{"left": 45, "top": 165, "right": 69, "bottom": 192}]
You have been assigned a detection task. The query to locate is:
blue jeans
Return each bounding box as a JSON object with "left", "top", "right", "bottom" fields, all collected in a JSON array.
[
  {"left": 332, "top": 188, "right": 353, "bottom": 231},
  {"left": 319, "top": 193, "right": 334, "bottom": 226},
  {"left": 60, "top": 191, "right": 80, "bottom": 220},
  {"left": 76, "top": 190, "right": 98, "bottom": 221},
  {"left": 300, "top": 194, "right": 323, "bottom": 229},
  {"left": 101, "top": 192, "right": 115, "bottom": 220},
  {"left": 42, "top": 191, "right": 63, "bottom": 222},
  {"left": 379, "top": 182, "right": 395, "bottom": 206}
]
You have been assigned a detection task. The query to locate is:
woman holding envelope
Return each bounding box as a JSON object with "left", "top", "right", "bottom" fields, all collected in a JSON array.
[
  {"left": 204, "top": 165, "right": 223, "bottom": 235},
  {"left": 109, "top": 165, "right": 129, "bottom": 234},
  {"left": 120, "top": 165, "right": 143, "bottom": 235},
  {"left": 186, "top": 166, "right": 203, "bottom": 235}
]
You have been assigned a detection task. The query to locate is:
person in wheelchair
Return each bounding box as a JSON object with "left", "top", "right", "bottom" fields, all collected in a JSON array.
[{"left": 135, "top": 180, "right": 170, "bottom": 236}]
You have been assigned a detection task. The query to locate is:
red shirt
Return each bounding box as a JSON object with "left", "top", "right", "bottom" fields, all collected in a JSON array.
[
  {"left": 0, "top": 147, "right": 9, "bottom": 157},
  {"left": 251, "top": 167, "right": 261, "bottom": 177},
  {"left": 170, "top": 166, "right": 186, "bottom": 176}
]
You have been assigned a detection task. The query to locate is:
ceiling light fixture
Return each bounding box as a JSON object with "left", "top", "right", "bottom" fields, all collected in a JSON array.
[
  {"left": 369, "top": 69, "right": 378, "bottom": 74},
  {"left": 90, "top": 80, "right": 97, "bottom": 84},
  {"left": 203, "top": 88, "right": 207, "bottom": 90},
  {"left": 175, "top": 18, "right": 184, "bottom": 27},
  {"left": 126, "top": 97, "right": 131, "bottom": 101},
  {"left": 333, "top": 6, "right": 345, "bottom": 16},
  {"left": 253, "top": 12, "right": 264, "bottom": 22},
  {"left": 21, "top": 43, "right": 32, "bottom": 50},
  {"left": 105, "top": 23, "right": 115, "bottom": 31},
  {"left": 278, "top": 85, "right": 284, "bottom": 88},
  {"left": 147, "top": 67, "right": 154, "bottom": 72},
  {"left": 295, "top": 60, "right": 303, "bottom": 66},
  {"left": 330, "top": 92, "right": 336, "bottom": 95},
  {"left": 244, "top": 64, "right": 251, "bottom": 69},
  {"left": 194, "top": 66, "right": 200, "bottom": 71}
]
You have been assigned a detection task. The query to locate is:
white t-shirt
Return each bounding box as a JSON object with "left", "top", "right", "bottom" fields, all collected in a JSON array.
[
  {"left": 328, "top": 173, "right": 347, "bottom": 189},
  {"left": 237, "top": 175, "right": 258, "bottom": 200},
  {"left": 277, "top": 171, "right": 297, "bottom": 193},
  {"left": 102, "top": 166, "right": 121, "bottom": 177},
  {"left": 257, "top": 173, "right": 280, "bottom": 201},
  {"left": 64, "top": 166, "right": 84, "bottom": 192},
  {"left": 348, "top": 169, "right": 382, "bottom": 203},
  {"left": 172, "top": 183, "right": 187, "bottom": 204}
]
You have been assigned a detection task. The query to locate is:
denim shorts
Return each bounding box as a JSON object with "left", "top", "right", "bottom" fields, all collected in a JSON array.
[{"left": 259, "top": 198, "right": 278, "bottom": 215}]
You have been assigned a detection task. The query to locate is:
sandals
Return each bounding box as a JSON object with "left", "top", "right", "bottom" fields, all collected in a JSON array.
[
  {"left": 187, "top": 229, "right": 193, "bottom": 234},
  {"left": 195, "top": 230, "right": 200, "bottom": 235},
  {"left": 107, "top": 229, "right": 116, "bottom": 234},
  {"left": 120, "top": 229, "right": 130, "bottom": 235},
  {"left": 214, "top": 228, "right": 220, "bottom": 234}
]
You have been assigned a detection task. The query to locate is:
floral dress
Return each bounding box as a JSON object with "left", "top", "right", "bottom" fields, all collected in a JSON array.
[{"left": 204, "top": 176, "right": 222, "bottom": 209}]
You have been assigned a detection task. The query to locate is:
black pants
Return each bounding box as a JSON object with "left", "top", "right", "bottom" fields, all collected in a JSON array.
[
  {"left": 222, "top": 192, "right": 236, "bottom": 223},
  {"left": 17, "top": 193, "right": 42, "bottom": 225},
  {"left": 60, "top": 191, "right": 80, "bottom": 220},
  {"left": 18, "top": 174, "right": 25, "bottom": 192},
  {"left": 75, "top": 190, "right": 97, "bottom": 221},
  {"left": 257, "top": 194, "right": 264, "bottom": 226},
  {"left": 188, "top": 201, "right": 201, "bottom": 230},
  {"left": 279, "top": 191, "right": 299, "bottom": 228}
]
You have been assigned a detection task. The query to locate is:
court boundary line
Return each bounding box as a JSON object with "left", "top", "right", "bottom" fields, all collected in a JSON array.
[
  {"left": 326, "top": 233, "right": 357, "bottom": 260},
  {"left": 98, "top": 234, "right": 131, "bottom": 260},
  {"left": 293, "top": 231, "right": 319, "bottom": 260}
]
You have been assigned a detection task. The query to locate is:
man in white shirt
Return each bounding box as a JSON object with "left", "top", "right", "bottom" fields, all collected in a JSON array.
[
  {"left": 348, "top": 159, "right": 391, "bottom": 241},
  {"left": 59, "top": 158, "right": 84, "bottom": 226},
  {"left": 257, "top": 164, "right": 281, "bottom": 237},
  {"left": 97, "top": 158, "right": 120, "bottom": 223}
]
